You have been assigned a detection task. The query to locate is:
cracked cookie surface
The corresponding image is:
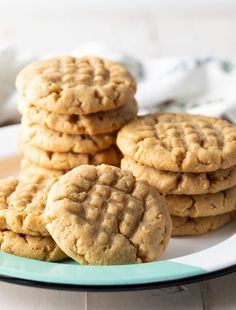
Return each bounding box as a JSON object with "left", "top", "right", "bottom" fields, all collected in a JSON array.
[
  {"left": 0, "top": 230, "right": 67, "bottom": 261},
  {"left": 21, "top": 120, "right": 116, "bottom": 154},
  {"left": 121, "top": 157, "right": 236, "bottom": 195},
  {"left": 19, "top": 141, "right": 121, "bottom": 170},
  {"left": 117, "top": 113, "right": 236, "bottom": 172},
  {"left": 0, "top": 175, "right": 58, "bottom": 236},
  {"left": 16, "top": 56, "right": 136, "bottom": 115},
  {"left": 165, "top": 186, "right": 236, "bottom": 217},
  {"left": 172, "top": 213, "right": 234, "bottom": 236},
  {"left": 45, "top": 164, "right": 171, "bottom": 265},
  {"left": 19, "top": 98, "right": 138, "bottom": 135},
  {"left": 20, "top": 157, "right": 66, "bottom": 177}
]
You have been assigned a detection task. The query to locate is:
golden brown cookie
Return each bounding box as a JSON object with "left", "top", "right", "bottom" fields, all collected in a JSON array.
[
  {"left": 0, "top": 175, "right": 58, "bottom": 236},
  {"left": 0, "top": 230, "right": 67, "bottom": 261},
  {"left": 19, "top": 98, "right": 138, "bottom": 135},
  {"left": 165, "top": 186, "right": 236, "bottom": 218},
  {"left": 117, "top": 113, "right": 236, "bottom": 173},
  {"left": 19, "top": 141, "right": 121, "bottom": 170},
  {"left": 45, "top": 164, "right": 171, "bottom": 265},
  {"left": 21, "top": 120, "right": 116, "bottom": 154},
  {"left": 121, "top": 157, "right": 236, "bottom": 195},
  {"left": 16, "top": 56, "right": 136, "bottom": 115},
  {"left": 172, "top": 213, "right": 234, "bottom": 236},
  {"left": 20, "top": 157, "right": 66, "bottom": 177}
]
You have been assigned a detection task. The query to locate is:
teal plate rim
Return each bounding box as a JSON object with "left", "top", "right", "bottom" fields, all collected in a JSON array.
[
  {"left": 0, "top": 252, "right": 206, "bottom": 287},
  {"left": 0, "top": 124, "right": 235, "bottom": 290},
  {"left": 0, "top": 264, "right": 235, "bottom": 292}
]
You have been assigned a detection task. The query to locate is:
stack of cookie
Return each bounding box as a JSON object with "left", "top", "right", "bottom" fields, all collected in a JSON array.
[
  {"left": 118, "top": 113, "right": 236, "bottom": 236},
  {"left": 16, "top": 56, "right": 137, "bottom": 175}
]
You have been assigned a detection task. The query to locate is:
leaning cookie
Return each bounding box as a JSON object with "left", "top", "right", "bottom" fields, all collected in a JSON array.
[
  {"left": 45, "top": 164, "right": 172, "bottom": 265},
  {"left": 0, "top": 175, "right": 58, "bottom": 236},
  {"left": 16, "top": 56, "right": 136, "bottom": 115},
  {"left": 171, "top": 213, "right": 235, "bottom": 236},
  {"left": 165, "top": 186, "right": 236, "bottom": 218},
  {"left": 19, "top": 98, "right": 138, "bottom": 135},
  {"left": 121, "top": 157, "right": 236, "bottom": 195},
  {"left": 0, "top": 230, "right": 67, "bottom": 261}
]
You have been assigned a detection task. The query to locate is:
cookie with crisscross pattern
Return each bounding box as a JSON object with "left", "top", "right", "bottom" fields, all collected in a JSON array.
[
  {"left": 45, "top": 164, "right": 171, "bottom": 265},
  {"left": 0, "top": 175, "right": 58, "bottom": 236},
  {"left": 117, "top": 113, "right": 236, "bottom": 172},
  {"left": 16, "top": 56, "right": 136, "bottom": 115}
]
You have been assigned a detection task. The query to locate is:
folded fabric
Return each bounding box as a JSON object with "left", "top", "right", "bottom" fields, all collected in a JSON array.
[{"left": 0, "top": 43, "right": 235, "bottom": 125}]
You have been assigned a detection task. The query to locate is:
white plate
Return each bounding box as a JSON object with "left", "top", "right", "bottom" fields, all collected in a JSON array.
[{"left": 0, "top": 124, "right": 235, "bottom": 290}]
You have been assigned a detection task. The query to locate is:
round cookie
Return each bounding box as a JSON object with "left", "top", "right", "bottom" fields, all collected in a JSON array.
[
  {"left": 0, "top": 230, "right": 67, "bottom": 261},
  {"left": 21, "top": 120, "right": 116, "bottom": 154},
  {"left": 117, "top": 113, "right": 236, "bottom": 173},
  {"left": 19, "top": 142, "right": 121, "bottom": 170},
  {"left": 165, "top": 185, "right": 236, "bottom": 218},
  {"left": 45, "top": 164, "right": 172, "bottom": 265},
  {"left": 0, "top": 175, "right": 58, "bottom": 236},
  {"left": 19, "top": 98, "right": 138, "bottom": 135},
  {"left": 172, "top": 213, "right": 234, "bottom": 236},
  {"left": 16, "top": 56, "right": 136, "bottom": 115},
  {"left": 20, "top": 157, "right": 66, "bottom": 178},
  {"left": 121, "top": 157, "right": 236, "bottom": 195}
]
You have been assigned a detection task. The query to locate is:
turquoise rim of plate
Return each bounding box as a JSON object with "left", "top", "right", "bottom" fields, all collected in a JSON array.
[{"left": 0, "top": 252, "right": 206, "bottom": 286}]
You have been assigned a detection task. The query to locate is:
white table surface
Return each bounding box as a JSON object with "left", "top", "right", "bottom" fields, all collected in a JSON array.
[{"left": 0, "top": 2, "right": 236, "bottom": 309}]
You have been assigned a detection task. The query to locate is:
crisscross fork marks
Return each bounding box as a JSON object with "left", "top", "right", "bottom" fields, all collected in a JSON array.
[
  {"left": 117, "top": 112, "right": 236, "bottom": 172},
  {"left": 45, "top": 165, "right": 171, "bottom": 264}
]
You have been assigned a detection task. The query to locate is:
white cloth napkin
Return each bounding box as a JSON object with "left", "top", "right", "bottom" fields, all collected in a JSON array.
[{"left": 1, "top": 43, "right": 236, "bottom": 125}]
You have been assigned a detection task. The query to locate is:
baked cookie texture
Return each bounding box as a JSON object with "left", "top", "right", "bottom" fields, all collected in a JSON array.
[
  {"left": 171, "top": 213, "right": 235, "bottom": 236},
  {"left": 20, "top": 157, "right": 66, "bottom": 177},
  {"left": 121, "top": 157, "right": 236, "bottom": 195},
  {"left": 19, "top": 98, "right": 138, "bottom": 135},
  {"left": 118, "top": 112, "right": 236, "bottom": 236},
  {"left": 21, "top": 120, "right": 116, "bottom": 154},
  {"left": 117, "top": 113, "right": 236, "bottom": 173},
  {"left": 16, "top": 56, "right": 136, "bottom": 115},
  {"left": 0, "top": 230, "right": 67, "bottom": 261},
  {"left": 45, "top": 164, "right": 172, "bottom": 265},
  {"left": 165, "top": 186, "right": 236, "bottom": 217},
  {"left": 16, "top": 56, "right": 137, "bottom": 180},
  {"left": 19, "top": 141, "right": 122, "bottom": 170},
  {"left": 0, "top": 175, "right": 58, "bottom": 236}
]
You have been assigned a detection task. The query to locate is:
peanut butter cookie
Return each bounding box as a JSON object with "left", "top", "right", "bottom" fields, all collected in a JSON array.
[
  {"left": 172, "top": 213, "right": 235, "bottom": 236},
  {"left": 20, "top": 157, "right": 66, "bottom": 177},
  {"left": 45, "top": 164, "right": 171, "bottom": 265},
  {"left": 16, "top": 56, "right": 136, "bottom": 115},
  {"left": 0, "top": 175, "right": 58, "bottom": 236},
  {"left": 165, "top": 186, "right": 236, "bottom": 217},
  {"left": 121, "top": 157, "right": 236, "bottom": 195},
  {"left": 19, "top": 141, "right": 121, "bottom": 170},
  {"left": 0, "top": 230, "right": 66, "bottom": 261},
  {"left": 19, "top": 98, "right": 138, "bottom": 135},
  {"left": 117, "top": 113, "right": 236, "bottom": 173},
  {"left": 21, "top": 120, "right": 116, "bottom": 154}
]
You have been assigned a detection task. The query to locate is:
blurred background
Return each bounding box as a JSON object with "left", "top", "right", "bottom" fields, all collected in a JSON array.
[{"left": 1, "top": 0, "right": 236, "bottom": 58}]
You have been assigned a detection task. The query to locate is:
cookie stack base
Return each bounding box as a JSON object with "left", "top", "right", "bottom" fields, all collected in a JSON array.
[{"left": 172, "top": 213, "right": 235, "bottom": 236}]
